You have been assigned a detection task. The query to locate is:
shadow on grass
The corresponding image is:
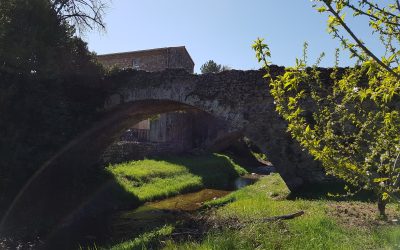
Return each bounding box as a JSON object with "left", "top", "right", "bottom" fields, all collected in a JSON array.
[
  {"left": 1, "top": 160, "right": 145, "bottom": 250},
  {"left": 46, "top": 153, "right": 246, "bottom": 249},
  {"left": 6, "top": 153, "right": 248, "bottom": 249},
  {"left": 288, "top": 181, "right": 376, "bottom": 202},
  {"left": 98, "top": 153, "right": 248, "bottom": 249},
  {"left": 41, "top": 168, "right": 143, "bottom": 250}
]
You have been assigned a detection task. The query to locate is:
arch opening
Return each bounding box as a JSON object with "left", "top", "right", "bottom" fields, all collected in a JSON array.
[{"left": 101, "top": 107, "right": 232, "bottom": 165}]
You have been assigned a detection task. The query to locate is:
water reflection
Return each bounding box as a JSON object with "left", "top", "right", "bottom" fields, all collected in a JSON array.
[
  {"left": 234, "top": 175, "right": 257, "bottom": 189},
  {"left": 109, "top": 175, "right": 257, "bottom": 242}
]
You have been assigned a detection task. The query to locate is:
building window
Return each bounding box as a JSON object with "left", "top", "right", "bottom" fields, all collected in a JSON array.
[{"left": 132, "top": 58, "right": 140, "bottom": 69}]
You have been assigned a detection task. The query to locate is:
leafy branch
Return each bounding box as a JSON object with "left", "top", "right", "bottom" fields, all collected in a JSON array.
[{"left": 318, "top": 0, "right": 400, "bottom": 80}]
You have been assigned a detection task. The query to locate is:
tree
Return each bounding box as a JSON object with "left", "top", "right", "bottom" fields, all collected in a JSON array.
[
  {"left": 0, "top": 0, "right": 106, "bottom": 76},
  {"left": 253, "top": 0, "right": 400, "bottom": 217},
  {"left": 200, "top": 60, "right": 231, "bottom": 74},
  {"left": 200, "top": 60, "right": 222, "bottom": 74},
  {"left": 221, "top": 65, "right": 232, "bottom": 71},
  {"left": 0, "top": 0, "right": 106, "bottom": 209}
]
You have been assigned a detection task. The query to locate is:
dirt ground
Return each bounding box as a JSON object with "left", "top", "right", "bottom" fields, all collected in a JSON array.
[{"left": 328, "top": 201, "right": 400, "bottom": 228}]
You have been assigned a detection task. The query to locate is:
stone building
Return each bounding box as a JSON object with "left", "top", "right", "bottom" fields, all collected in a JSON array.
[
  {"left": 96, "top": 46, "right": 195, "bottom": 73},
  {"left": 103, "top": 111, "right": 229, "bottom": 164}
]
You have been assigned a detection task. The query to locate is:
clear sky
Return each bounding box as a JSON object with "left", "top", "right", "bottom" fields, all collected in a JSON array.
[{"left": 85, "top": 0, "right": 384, "bottom": 73}]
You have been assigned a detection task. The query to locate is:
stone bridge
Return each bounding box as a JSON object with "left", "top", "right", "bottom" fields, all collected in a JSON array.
[
  {"left": 1, "top": 67, "right": 327, "bottom": 238},
  {"left": 104, "top": 67, "right": 326, "bottom": 189}
]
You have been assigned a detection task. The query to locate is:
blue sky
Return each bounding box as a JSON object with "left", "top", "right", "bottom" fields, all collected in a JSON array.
[{"left": 85, "top": 0, "right": 384, "bottom": 73}]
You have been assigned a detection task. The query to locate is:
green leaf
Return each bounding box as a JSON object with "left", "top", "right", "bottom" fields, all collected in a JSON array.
[
  {"left": 317, "top": 6, "right": 327, "bottom": 13},
  {"left": 382, "top": 192, "right": 390, "bottom": 201},
  {"left": 373, "top": 178, "right": 389, "bottom": 183},
  {"left": 305, "top": 125, "right": 311, "bottom": 133}
]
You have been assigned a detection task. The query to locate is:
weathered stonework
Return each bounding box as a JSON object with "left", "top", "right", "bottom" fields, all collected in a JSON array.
[
  {"left": 103, "top": 67, "right": 329, "bottom": 189},
  {"left": 102, "top": 141, "right": 184, "bottom": 164}
]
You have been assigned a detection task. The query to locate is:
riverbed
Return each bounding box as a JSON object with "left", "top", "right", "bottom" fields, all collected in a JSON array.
[
  {"left": 107, "top": 174, "right": 258, "bottom": 245},
  {"left": 40, "top": 174, "right": 260, "bottom": 249}
]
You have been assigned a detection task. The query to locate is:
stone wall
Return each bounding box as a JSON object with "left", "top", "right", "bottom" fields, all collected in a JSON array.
[
  {"left": 167, "top": 47, "right": 195, "bottom": 73},
  {"left": 102, "top": 141, "right": 184, "bottom": 164}
]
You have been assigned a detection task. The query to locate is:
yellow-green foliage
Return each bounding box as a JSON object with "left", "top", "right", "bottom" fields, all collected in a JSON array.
[
  {"left": 253, "top": 0, "right": 400, "bottom": 213},
  {"left": 313, "top": 0, "right": 400, "bottom": 80},
  {"left": 253, "top": 38, "right": 400, "bottom": 211},
  {"left": 106, "top": 154, "right": 247, "bottom": 202}
]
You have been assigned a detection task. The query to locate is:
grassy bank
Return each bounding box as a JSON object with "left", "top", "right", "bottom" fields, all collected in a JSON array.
[
  {"left": 109, "top": 174, "right": 400, "bottom": 250},
  {"left": 106, "top": 153, "right": 247, "bottom": 203}
]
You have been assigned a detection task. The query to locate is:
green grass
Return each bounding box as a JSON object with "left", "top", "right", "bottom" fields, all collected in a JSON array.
[
  {"left": 111, "top": 173, "right": 400, "bottom": 250},
  {"left": 109, "top": 160, "right": 188, "bottom": 182},
  {"left": 250, "top": 151, "right": 268, "bottom": 162},
  {"left": 109, "top": 225, "right": 174, "bottom": 250},
  {"left": 106, "top": 153, "right": 247, "bottom": 203},
  {"left": 105, "top": 160, "right": 400, "bottom": 250},
  {"left": 162, "top": 174, "right": 400, "bottom": 250}
]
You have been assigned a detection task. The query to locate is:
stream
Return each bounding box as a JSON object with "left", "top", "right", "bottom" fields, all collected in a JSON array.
[
  {"left": 44, "top": 174, "right": 259, "bottom": 249},
  {"left": 109, "top": 175, "right": 257, "bottom": 242}
]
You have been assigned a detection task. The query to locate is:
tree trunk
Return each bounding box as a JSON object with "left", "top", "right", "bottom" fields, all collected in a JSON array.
[{"left": 377, "top": 196, "right": 387, "bottom": 219}]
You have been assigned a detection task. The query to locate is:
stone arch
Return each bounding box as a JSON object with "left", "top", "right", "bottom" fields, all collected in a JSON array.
[{"left": 105, "top": 68, "right": 326, "bottom": 189}]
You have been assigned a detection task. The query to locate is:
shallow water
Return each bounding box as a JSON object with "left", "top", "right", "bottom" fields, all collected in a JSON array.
[
  {"left": 109, "top": 189, "right": 230, "bottom": 240},
  {"left": 41, "top": 175, "right": 258, "bottom": 249},
  {"left": 108, "top": 175, "right": 257, "bottom": 242}
]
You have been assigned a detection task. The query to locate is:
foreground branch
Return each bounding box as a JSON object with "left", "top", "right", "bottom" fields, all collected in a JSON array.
[
  {"left": 223, "top": 211, "right": 305, "bottom": 226},
  {"left": 260, "top": 210, "right": 305, "bottom": 222},
  {"left": 323, "top": 0, "right": 400, "bottom": 80}
]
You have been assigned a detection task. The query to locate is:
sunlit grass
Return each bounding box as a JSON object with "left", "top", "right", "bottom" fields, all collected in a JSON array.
[
  {"left": 121, "top": 174, "right": 202, "bottom": 201},
  {"left": 109, "top": 160, "right": 187, "bottom": 182},
  {"left": 109, "top": 225, "right": 174, "bottom": 250},
  {"left": 163, "top": 174, "right": 400, "bottom": 250},
  {"left": 106, "top": 153, "right": 247, "bottom": 203},
  {"left": 105, "top": 162, "right": 400, "bottom": 250}
]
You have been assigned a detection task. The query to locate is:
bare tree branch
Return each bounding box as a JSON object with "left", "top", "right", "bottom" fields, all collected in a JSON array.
[{"left": 51, "top": 0, "right": 108, "bottom": 33}]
